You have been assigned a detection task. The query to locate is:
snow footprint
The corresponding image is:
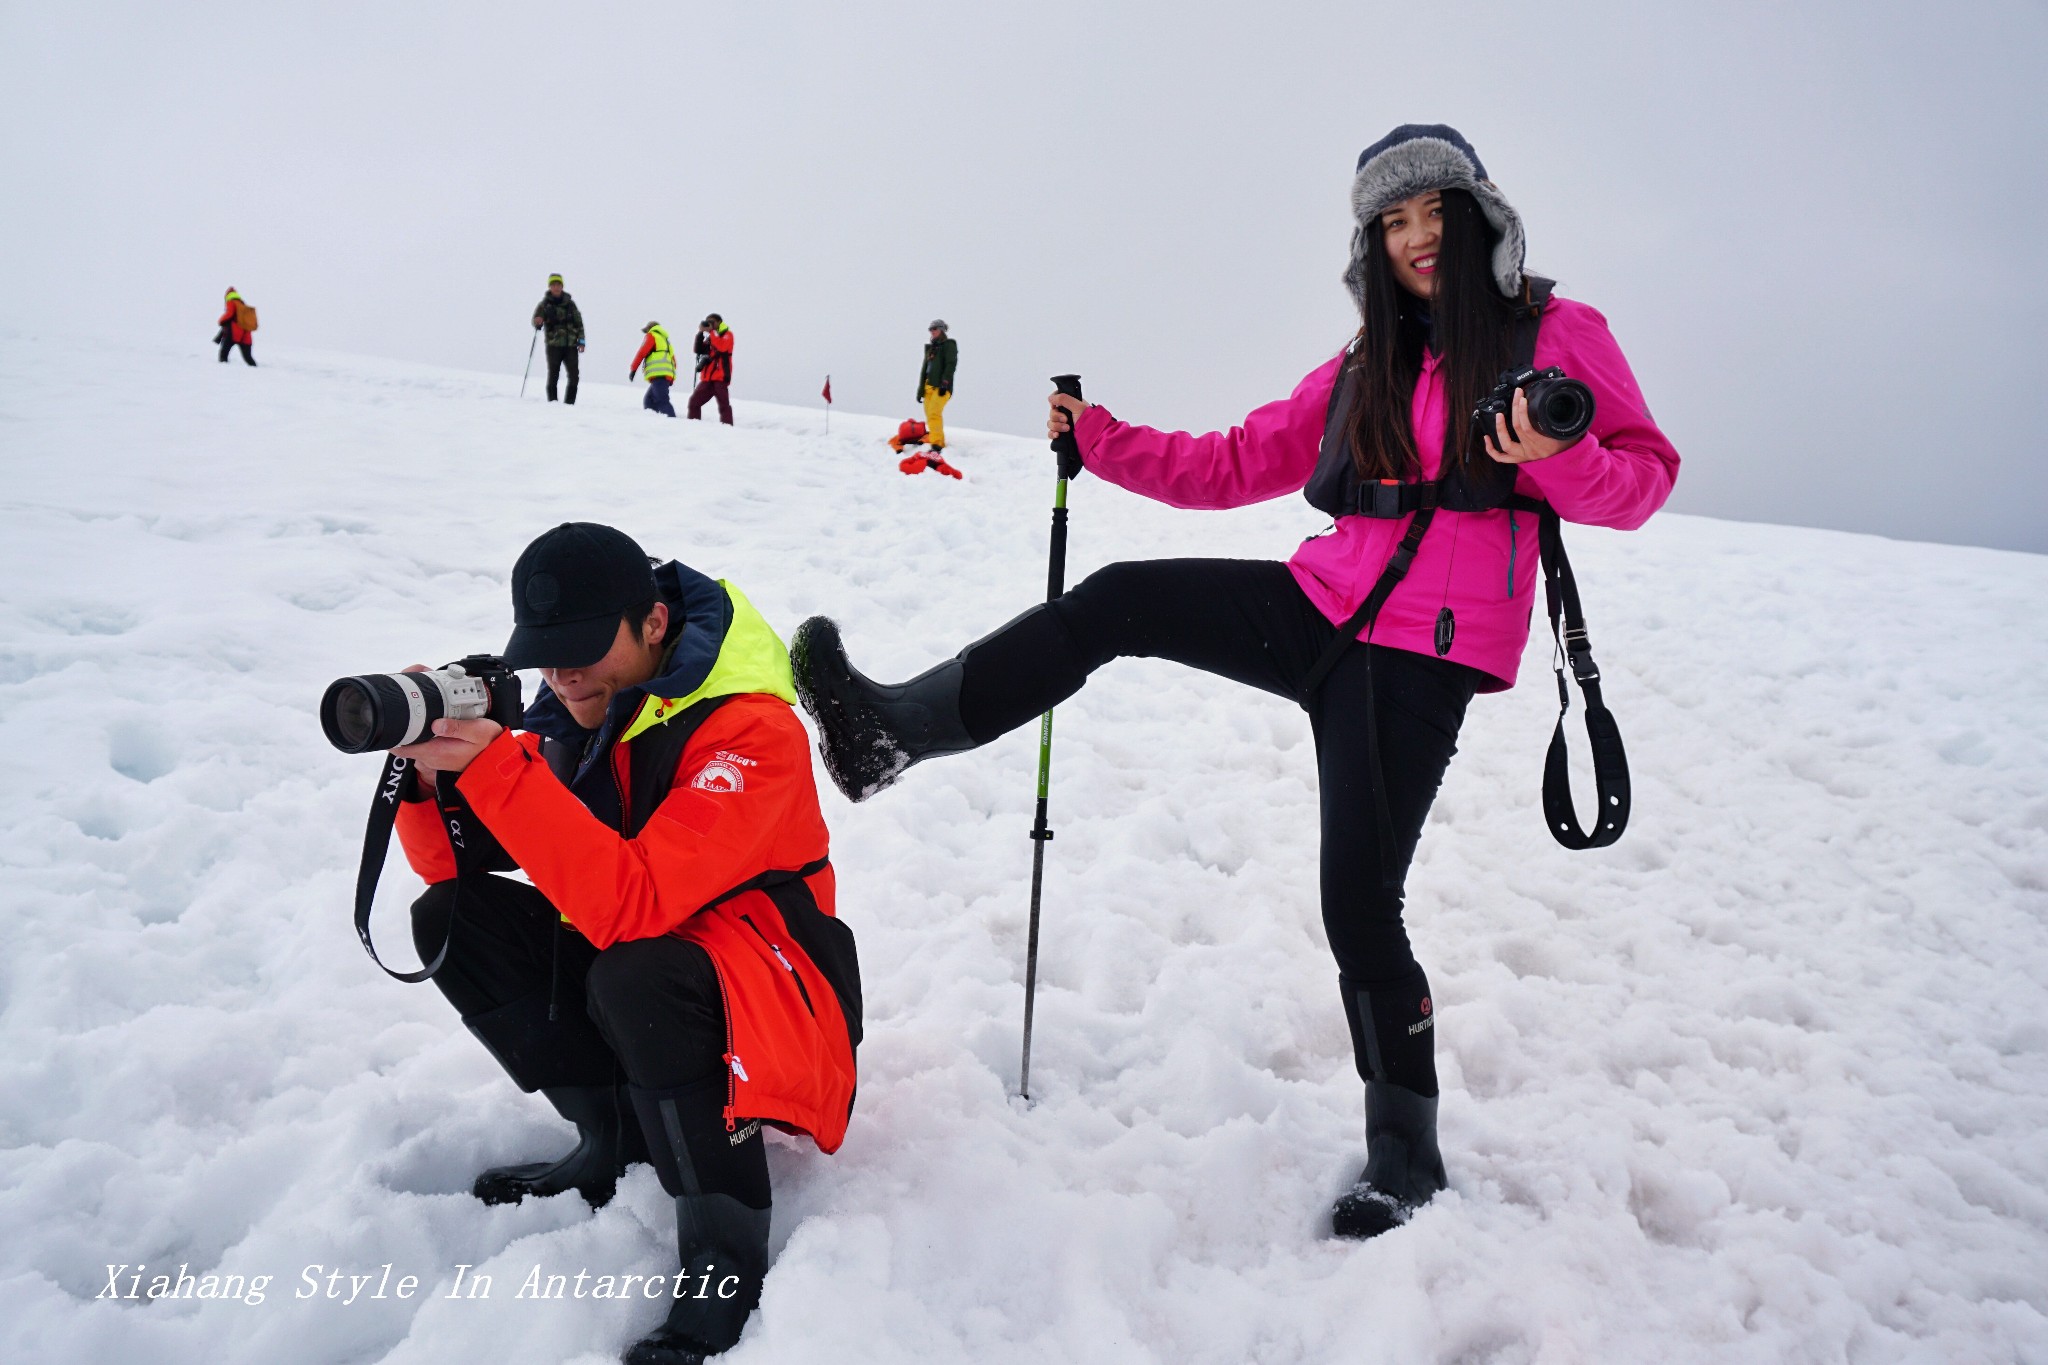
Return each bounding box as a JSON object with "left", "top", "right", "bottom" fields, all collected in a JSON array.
[{"left": 108, "top": 718, "right": 177, "bottom": 783}]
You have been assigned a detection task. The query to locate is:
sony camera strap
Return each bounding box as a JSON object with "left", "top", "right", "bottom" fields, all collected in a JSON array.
[
  {"left": 1538, "top": 508, "right": 1630, "bottom": 847},
  {"left": 352, "top": 755, "right": 463, "bottom": 982}
]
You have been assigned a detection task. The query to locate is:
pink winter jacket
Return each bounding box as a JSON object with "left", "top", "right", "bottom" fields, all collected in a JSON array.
[{"left": 1073, "top": 296, "right": 1679, "bottom": 691}]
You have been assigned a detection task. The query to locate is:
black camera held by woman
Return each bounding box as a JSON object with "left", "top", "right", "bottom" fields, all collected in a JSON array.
[
  {"left": 320, "top": 656, "right": 523, "bottom": 754},
  {"left": 1473, "top": 365, "right": 1595, "bottom": 446}
]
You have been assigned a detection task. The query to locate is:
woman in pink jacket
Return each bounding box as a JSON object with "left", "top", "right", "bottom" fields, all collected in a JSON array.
[{"left": 795, "top": 125, "right": 1680, "bottom": 1238}]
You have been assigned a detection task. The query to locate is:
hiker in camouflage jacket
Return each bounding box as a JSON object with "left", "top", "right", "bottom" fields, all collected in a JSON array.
[{"left": 531, "top": 274, "right": 586, "bottom": 404}]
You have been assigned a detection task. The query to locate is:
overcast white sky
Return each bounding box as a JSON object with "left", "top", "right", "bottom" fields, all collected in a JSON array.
[{"left": 6, "top": 0, "right": 2044, "bottom": 552}]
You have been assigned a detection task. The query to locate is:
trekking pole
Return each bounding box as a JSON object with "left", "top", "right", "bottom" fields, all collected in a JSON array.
[
  {"left": 1019, "top": 373, "right": 1083, "bottom": 1101},
  {"left": 520, "top": 328, "right": 539, "bottom": 398}
]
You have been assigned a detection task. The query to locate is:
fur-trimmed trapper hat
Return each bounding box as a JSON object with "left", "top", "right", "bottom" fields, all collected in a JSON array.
[{"left": 1345, "top": 123, "right": 1526, "bottom": 301}]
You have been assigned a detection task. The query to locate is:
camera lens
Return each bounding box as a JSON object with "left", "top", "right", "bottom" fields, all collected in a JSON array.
[
  {"left": 1526, "top": 377, "right": 1595, "bottom": 443},
  {"left": 327, "top": 682, "right": 379, "bottom": 751},
  {"left": 321, "top": 674, "right": 438, "bottom": 753}
]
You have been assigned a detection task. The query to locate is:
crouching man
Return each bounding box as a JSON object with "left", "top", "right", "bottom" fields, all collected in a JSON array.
[{"left": 390, "top": 521, "right": 860, "bottom": 1364}]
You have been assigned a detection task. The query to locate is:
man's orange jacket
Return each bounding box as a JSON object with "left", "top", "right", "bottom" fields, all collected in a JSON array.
[
  {"left": 396, "top": 567, "right": 858, "bottom": 1151},
  {"left": 697, "top": 324, "right": 733, "bottom": 384}
]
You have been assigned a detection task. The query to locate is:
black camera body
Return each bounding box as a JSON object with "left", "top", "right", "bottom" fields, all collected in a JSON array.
[
  {"left": 1472, "top": 365, "right": 1596, "bottom": 447},
  {"left": 320, "top": 655, "right": 523, "bottom": 754}
]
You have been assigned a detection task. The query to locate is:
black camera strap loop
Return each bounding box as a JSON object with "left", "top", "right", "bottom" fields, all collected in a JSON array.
[
  {"left": 1538, "top": 508, "right": 1630, "bottom": 848},
  {"left": 353, "top": 755, "right": 461, "bottom": 982}
]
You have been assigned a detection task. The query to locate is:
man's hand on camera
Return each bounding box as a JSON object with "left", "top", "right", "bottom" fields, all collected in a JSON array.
[
  {"left": 389, "top": 665, "right": 502, "bottom": 785},
  {"left": 392, "top": 718, "right": 504, "bottom": 782}
]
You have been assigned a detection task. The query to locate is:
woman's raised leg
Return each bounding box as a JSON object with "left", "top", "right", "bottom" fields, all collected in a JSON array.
[{"left": 792, "top": 559, "right": 1326, "bottom": 800}]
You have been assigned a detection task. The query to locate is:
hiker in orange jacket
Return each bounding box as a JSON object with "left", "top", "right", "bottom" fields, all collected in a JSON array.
[
  {"left": 216, "top": 288, "right": 256, "bottom": 366},
  {"left": 390, "top": 522, "right": 859, "bottom": 1363},
  {"left": 688, "top": 314, "right": 735, "bottom": 424}
]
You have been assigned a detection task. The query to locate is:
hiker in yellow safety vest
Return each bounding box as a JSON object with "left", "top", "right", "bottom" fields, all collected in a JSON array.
[{"left": 630, "top": 323, "right": 679, "bottom": 417}]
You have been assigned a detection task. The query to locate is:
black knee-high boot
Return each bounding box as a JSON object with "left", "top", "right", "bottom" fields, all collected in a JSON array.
[
  {"left": 1332, "top": 969, "right": 1447, "bottom": 1239},
  {"left": 791, "top": 604, "right": 1092, "bottom": 803},
  {"left": 625, "top": 1078, "right": 773, "bottom": 1363},
  {"left": 790, "top": 616, "right": 979, "bottom": 801},
  {"left": 463, "top": 989, "right": 649, "bottom": 1208}
]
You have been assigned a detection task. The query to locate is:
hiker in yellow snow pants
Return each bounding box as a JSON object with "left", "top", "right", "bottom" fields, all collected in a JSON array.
[{"left": 919, "top": 320, "right": 957, "bottom": 451}]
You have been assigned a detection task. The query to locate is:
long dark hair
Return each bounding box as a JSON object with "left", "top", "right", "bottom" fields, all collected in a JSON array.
[{"left": 1346, "top": 188, "right": 1516, "bottom": 481}]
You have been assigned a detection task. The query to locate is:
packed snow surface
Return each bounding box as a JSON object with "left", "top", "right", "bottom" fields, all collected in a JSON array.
[{"left": 3, "top": 335, "right": 2045, "bottom": 1364}]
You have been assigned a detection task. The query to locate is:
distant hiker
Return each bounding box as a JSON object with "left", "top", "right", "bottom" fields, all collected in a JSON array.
[
  {"left": 389, "top": 522, "right": 860, "bottom": 1364},
  {"left": 918, "top": 320, "right": 957, "bottom": 452},
  {"left": 216, "top": 288, "right": 257, "bottom": 366},
  {"left": 630, "top": 321, "right": 678, "bottom": 417},
  {"left": 532, "top": 274, "right": 585, "bottom": 404},
  {"left": 688, "top": 314, "right": 734, "bottom": 424},
  {"left": 794, "top": 125, "right": 1680, "bottom": 1241}
]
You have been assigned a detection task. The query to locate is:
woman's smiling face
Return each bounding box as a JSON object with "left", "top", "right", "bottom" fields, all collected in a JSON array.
[{"left": 1380, "top": 190, "right": 1444, "bottom": 301}]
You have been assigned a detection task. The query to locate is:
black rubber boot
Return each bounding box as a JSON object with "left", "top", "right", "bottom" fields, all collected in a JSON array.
[
  {"left": 790, "top": 616, "right": 977, "bottom": 802},
  {"left": 472, "top": 1082, "right": 648, "bottom": 1208},
  {"left": 1330, "top": 1080, "right": 1448, "bottom": 1239},
  {"left": 624, "top": 1079, "right": 773, "bottom": 1362},
  {"left": 621, "top": 1194, "right": 772, "bottom": 1363},
  {"left": 461, "top": 990, "right": 647, "bottom": 1209}
]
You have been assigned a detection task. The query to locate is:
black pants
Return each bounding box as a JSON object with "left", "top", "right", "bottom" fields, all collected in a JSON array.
[
  {"left": 412, "top": 874, "right": 727, "bottom": 1091},
  {"left": 217, "top": 336, "right": 255, "bottom": 365},
  {"left": 412, "top": 875, "right": 772, "bottom": 1205},
  {"left": 958, "top": 558, "right": 1481, "bottom": 1094},
  {"left": 545, "top": 344, "right": 579, "bottom": 403}
]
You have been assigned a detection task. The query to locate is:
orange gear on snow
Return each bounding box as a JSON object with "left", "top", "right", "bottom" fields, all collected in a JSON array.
[{"left": 888, "top": 419, "right": 929, "bottom": 453}]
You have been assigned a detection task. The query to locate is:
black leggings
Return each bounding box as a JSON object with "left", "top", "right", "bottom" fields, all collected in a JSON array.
[{"left": 958, "top": 559, "right": 1481, "bottom": 1093}]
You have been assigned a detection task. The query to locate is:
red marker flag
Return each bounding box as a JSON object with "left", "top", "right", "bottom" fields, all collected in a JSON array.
[{"left": 821, "top": 375, "right": 832, "bottom": 404}]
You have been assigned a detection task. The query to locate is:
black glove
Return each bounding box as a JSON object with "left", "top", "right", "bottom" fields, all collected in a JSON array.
[{"left": 939, "top": 386, "right": 951, "bottom": 397}]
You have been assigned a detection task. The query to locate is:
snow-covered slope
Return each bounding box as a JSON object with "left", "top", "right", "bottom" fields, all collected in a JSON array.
[{"left": 3, "top": 335, "right": 2044, "bottom": 1364}]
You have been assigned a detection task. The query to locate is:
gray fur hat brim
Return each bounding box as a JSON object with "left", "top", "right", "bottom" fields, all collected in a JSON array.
[{"left": 1343, "top": 136, "right": 1525, "bottom": 302}]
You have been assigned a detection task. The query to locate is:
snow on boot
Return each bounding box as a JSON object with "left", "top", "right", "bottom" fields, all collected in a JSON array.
[
  {"left": 1330, "top": 1080, "right": 1448, "bottom": 1239},
  {"left": 790, "top": 616, "right": 975, "bottom": 801},
  {"left": 622, "top": 1194, "right": 772, "bottom": 1364},
  {"left": 472, "top": 1083, "right": 647, "bottom": 1209}
]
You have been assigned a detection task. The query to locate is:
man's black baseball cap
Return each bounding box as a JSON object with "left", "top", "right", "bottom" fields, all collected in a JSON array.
[{"left": 503, "top": 523, "right": 658, "bottom": 669}]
